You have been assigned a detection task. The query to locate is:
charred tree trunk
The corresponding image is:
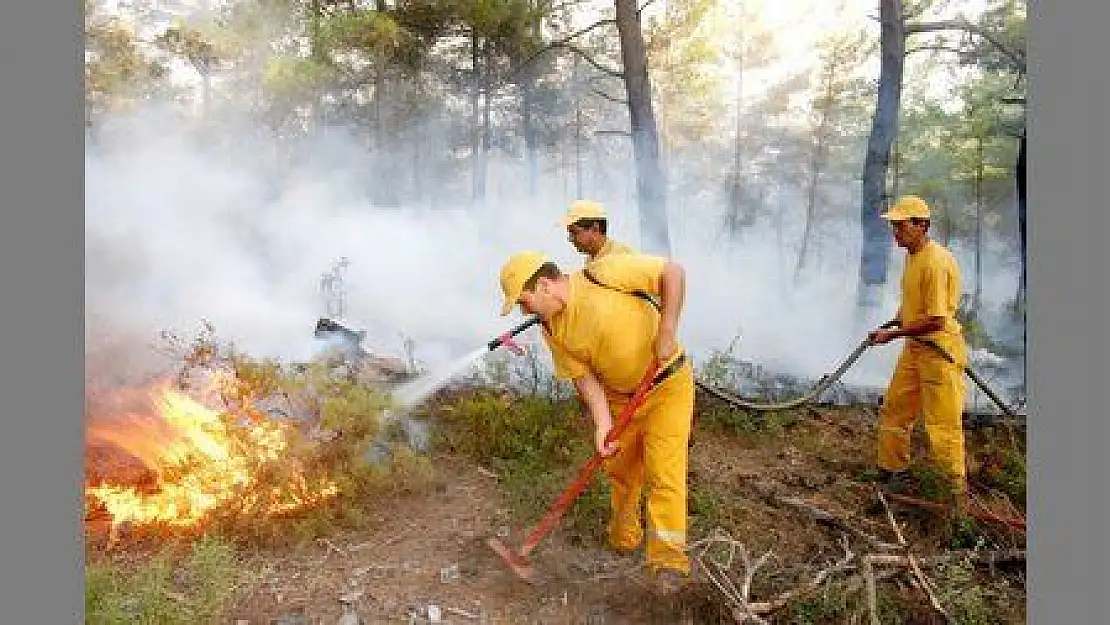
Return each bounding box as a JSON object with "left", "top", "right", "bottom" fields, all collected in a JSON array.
[
  {"left": 857, "top": 0, "right": 906, "bottom": 310},
  {"left": 615, "top": 0, "right": 670, "bottom": 256},
  {"left": 1016, "top": 133, "right": 1026, "bottom": 304},
  {"left": 1016, "top": 132, "right": 1026, "bottom": 394}
]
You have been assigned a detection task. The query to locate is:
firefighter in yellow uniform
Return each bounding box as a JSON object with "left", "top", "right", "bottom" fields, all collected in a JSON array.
[
  {"left": 498, "top": 250, "right": 694, "bottom": 595},
  {"left": 560, "top": 200, "right": 635, "bottom": 264},
  {"left": 867, "top": 195, "right": 969, "bottom": 505}
]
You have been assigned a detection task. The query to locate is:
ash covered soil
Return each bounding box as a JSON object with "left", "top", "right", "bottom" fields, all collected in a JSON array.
[{"left": 86, "top": 402, "right": 1027, "bottom": 624}]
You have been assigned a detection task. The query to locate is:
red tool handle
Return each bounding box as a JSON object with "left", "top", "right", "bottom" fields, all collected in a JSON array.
[{"left": 517, "top": 360, "right": 663, "bottom": 557}]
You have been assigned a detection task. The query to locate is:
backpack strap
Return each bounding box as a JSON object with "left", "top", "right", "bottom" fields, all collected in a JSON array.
[{"left": 582, "top": 267, "right": 662, "bottom": 311}]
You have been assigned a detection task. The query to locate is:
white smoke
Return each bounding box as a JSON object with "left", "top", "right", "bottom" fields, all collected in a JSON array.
[{"left": 85, "top": 100, "right": 1023, "bottom": 411}]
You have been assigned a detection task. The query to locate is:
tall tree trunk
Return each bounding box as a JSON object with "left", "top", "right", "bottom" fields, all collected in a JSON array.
[
  {"left": 1016, "top": 133, "right": 1026, "bottom": 304},
  {"left": 521, "top": 2, "right": 541, "bottom": 195},
  {"left": 857, "top": 0, "right": 906, "bottom": 310},
  {"left": 974, "top": 135, "right": 985, "bottom": 313},
  {"left": 482, "top": 40, "right": 493, "bottom": 199},
  {"left": 470, "top": 32, "right": 486, "bottom": 205},
  {"left": 795, "top": 136, "right": 826, "bottom": 283},
  {"left": 521, "top": 77, "right": 539, "bottom": 195},
  {"left": 1015, "top": 132, "right": 1026, "bottom": 394},
  {"left": 614, "top": 0, "right": 670, "bottom": 256},
  {"left": 575, "top": 101, "right": 584, "bottom": 198},
  {"left": 796, "top": 53, "right": 838, "bottom": 283},
  {"left": 728, "top": 29, "right": 747, "bottom": 234}
]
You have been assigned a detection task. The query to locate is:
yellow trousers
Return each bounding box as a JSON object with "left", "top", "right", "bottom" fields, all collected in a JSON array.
[
  {"left": 877, "top": 341, "right": 969, "bottom": 493},
  {"left": 602, "top": 361, "right": 695, "bottom": 575}
]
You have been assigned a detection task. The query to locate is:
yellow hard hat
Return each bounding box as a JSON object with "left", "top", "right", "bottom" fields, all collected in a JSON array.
[
  {"left": 499, "top": 251, "right": 549, "bottom": 316},
  {"left": 560, "top": 200, "right": 608, "bottom": 227},
  {"left": 881, "top": 195, "right": 932, "bottom": 221}
]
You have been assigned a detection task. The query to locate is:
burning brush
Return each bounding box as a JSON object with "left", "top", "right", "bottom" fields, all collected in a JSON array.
[{"left": 84, "top": 372, "right": 339, "bottom": 539}]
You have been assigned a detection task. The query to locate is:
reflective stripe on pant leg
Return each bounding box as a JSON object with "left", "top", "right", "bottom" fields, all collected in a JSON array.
[
  {"left": 877, "top": 348, "right": 922, "bottom": 472},
  {"left": 602, "top": 395, "right": 645, "bottom": 550},
  {"left": 641, "top": 363, "right": 695, "bottom": 575},
  {"left": 919, "top": 346, "right": 969, "bottom": 493}
]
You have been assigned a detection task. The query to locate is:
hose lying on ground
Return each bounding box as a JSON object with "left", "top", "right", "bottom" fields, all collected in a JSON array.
[
  {"left": 695, "top": 334, "right": 1024, "bottom": 421},
  {"left": 695, "top": 337, "right": 876, "bottom": 412}
]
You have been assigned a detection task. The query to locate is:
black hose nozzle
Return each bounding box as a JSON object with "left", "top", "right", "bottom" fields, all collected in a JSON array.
[{"left": 487, "top": 314, "right": 542, "bottom": 352}]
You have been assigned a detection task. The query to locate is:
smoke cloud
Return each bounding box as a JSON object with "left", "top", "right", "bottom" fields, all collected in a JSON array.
[{"left": 85, "top": 102, "right": 1024, "bottom": 408}]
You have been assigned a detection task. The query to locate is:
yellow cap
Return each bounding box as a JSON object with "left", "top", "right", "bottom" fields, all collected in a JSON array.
[
  {"left": 881, "top": 195, "right": 932, "bottom": 221},
  {"left": 499, "top": 251, "right": 549, "bottom": 316},
  {"left": 560, "top": 200, "right": 608, "bottom": 227}
]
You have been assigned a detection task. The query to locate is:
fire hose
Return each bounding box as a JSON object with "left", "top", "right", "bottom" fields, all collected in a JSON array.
[
  {"left": 485, "top": 315, "right": 1022, "bottom": 419},
  {"left": 695, "top": 324, "right": 1024, "bottom": 420}
]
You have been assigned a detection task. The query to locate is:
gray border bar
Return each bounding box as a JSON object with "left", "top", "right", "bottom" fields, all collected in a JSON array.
[
  {"left": 0, "top": 0, "right": 85, "bottom": 622},
  {"left": 1027, "top": 1, "right": 1110, "bottom": 622}
]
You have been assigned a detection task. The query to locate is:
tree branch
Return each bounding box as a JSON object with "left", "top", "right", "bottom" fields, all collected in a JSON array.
[
  {"left": 906, "top": 44, "right": 965, "bottom": 57},
  {"left": 561, "top": 43, "right": 625, "bottom": 78},
  {"left": 638, "top": 0, "right": 659, "bottom": 14},
  {"left": 589, "top": 87, "right": 628, "bottom": 105},
  {"left": 516, "top": 19, "right": 617, "bottom": 75},
  {"left": 906, "top": 20, "right": 1025, "bottom": 73}
]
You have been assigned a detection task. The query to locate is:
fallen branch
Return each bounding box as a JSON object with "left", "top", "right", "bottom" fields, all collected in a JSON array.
[
  {"left": 862, "top": 555, "right": 880, "bottom": 625},
  {"left": 884, "top": 492, "right": 1026, "bottom": 533},
  {"left": 474, "top": 465, "right": 499, "bottom": 480},
  {"left": 864, "top": 549, "right": 1026, "bottom": 568},
  {"left": 443, "top": 606, "right": 481, "bottom": 620},
  {"left": 878, "top": 491, "right": 951, "bottom": 622},
  {"left": 746, "top": 537, "right": 856, "bottom": 615},
  {"left": 749, "top": 481, "right": 901, "bottom": 551},
  {"left": 688, "top": 530, "right": 771, "bottom": 624}
]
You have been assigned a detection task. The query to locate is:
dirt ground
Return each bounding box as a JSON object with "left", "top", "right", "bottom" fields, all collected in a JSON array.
[{"left": 87, "top": 404, "right": 1027, "bottom": 624}]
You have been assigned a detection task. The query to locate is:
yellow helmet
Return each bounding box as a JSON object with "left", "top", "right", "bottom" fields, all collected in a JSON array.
[
  {"left": 881, "top": 195, "right": 931, "bottom": 221},
  {"left": 560, "top": 200, "right": 608, "bottom": 227},
  {"left": 498, "top": 251, "right": 549, "bottom": 316}
]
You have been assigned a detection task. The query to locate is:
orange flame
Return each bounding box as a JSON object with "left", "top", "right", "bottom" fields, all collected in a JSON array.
[{"left": 85, "top": 379, "right": 337, "bottom": 531}]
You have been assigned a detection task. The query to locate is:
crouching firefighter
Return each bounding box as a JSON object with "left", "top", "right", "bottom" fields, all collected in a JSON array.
[{"left": 497, "top": 250, "right": 695, "bottom": 595}]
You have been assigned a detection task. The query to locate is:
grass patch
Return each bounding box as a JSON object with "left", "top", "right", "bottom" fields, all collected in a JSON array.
[
  {"left": 86, "top": 534, "right": 247, "bottom": 625},
  {"left": 433, "top": 390, "right": 607, "bottom": 537}
]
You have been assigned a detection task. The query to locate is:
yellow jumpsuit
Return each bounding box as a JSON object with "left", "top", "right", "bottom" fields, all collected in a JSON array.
[
  {"left": 877, "top": 240, "right": 970, "bottom": 493},
  {"left": 541, "top": 253, "right": 694, "bottom": 575},
  {"left": 587, "top": 238, "right": 635, "bottom": 263}
]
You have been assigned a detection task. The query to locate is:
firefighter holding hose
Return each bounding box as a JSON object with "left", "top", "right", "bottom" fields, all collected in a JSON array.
[
  {"left": 498, "top": 250, "right": 694, "bottom": 595},
  {"left": 867, "top": 195, "right": 971, "bottom": 515}
]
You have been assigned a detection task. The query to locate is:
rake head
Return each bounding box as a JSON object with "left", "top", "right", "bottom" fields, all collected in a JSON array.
[{"left": 486, "top": 536, "right": 538, "bottom": 584}]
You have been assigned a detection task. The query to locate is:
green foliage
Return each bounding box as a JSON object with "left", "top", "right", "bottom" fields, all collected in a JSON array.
[
  {"left": 909, "top": 461, "right": 956, "bottom": 501},
  {"left": 787, "top": 591, "right": 852, "bottom": 624},
  {"left": 974, "top": 441, "right": 1027, "bottom": 505},
  {"left": 787, "top": 584, "right": 907, "bottom": 624},
  {"left": 85, "top": 534, "right": 245, "bottom": 625},
  {"left": 261, "top": 55, "right": 333, "bottom": 95},
  {"left": 645, "top": 0, "right": 728, "bottom": 149},
  {"left": 433, "top": 389, "right": 606, "bottom": 534},
  {"left": 934, "top": 552, "right": 1017, "bottom": 624}
]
